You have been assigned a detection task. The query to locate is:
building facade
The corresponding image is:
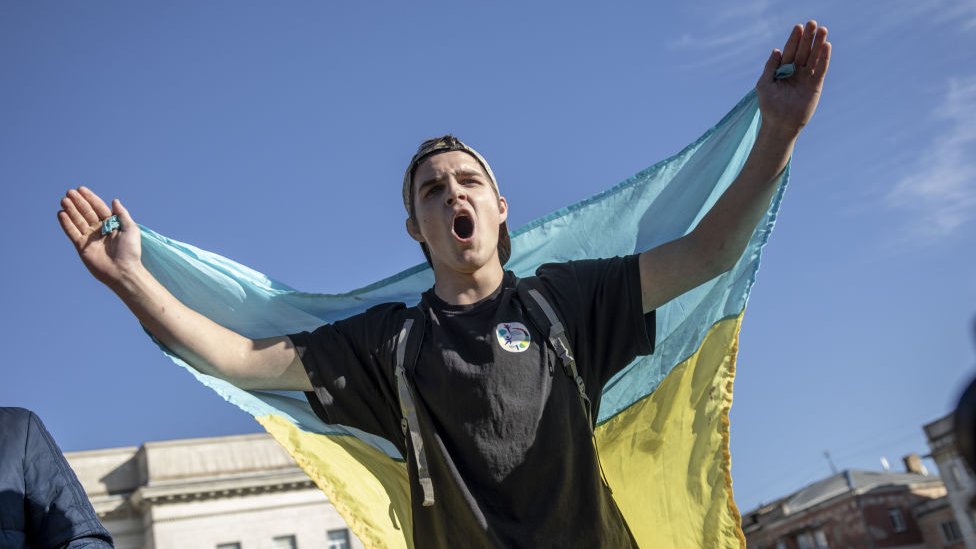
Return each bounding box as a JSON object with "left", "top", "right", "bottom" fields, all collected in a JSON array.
[
  {"left": 742, "top": 467, "right": 946, "bottom": 549},
  {"left": 914, "top": 496, "right": 966, "bottom": 549},
  {"left": 924, "top": 413, "right": 976, "bottom": 549},
  {"left": 65, "top": 433, "right": 364, "bottom": 549}
]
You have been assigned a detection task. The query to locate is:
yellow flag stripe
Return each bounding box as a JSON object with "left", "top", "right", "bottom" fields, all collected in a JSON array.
[
  {"left": 596, "top": 315, "right": 746, "bottom": 548},
  {"left": 257, "top": 415, "right": 413, "bottom": 549}
]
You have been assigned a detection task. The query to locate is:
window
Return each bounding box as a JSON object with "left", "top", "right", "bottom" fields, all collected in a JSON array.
[
  {"left": 216, "top": 544, "right": 240, "bottom": 549},
  {"left": 952, "top": 462, "right": 968, "bottom": 489},
  {"left": 941, "top": 520, "right": 963, "bottom": 543},
  {"left": 796, "top": 530, "right": 830, "bottom": 549},
  {"left": 888, "top": 507, "right": 907, "bottom": 533},
  {"left": 272, "top": 535, "right": 296, "bottom": 549},
  {"left": 327, "top": 529, "right": 350, "bottom": 549}
]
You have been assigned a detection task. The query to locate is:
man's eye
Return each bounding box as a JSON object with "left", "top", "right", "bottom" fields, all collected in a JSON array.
[{"left": 425, "top": 186, "right": 441, "bottom": 197}]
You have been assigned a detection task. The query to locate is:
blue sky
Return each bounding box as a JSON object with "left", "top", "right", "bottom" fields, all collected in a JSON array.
[{"left": 2, "top": 1, "right": 974, "bottom": 514}]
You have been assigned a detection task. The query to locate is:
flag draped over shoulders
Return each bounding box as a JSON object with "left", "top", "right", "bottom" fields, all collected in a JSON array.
[{"left": 138, "top": 89, "right": 786, "bottom": 549}]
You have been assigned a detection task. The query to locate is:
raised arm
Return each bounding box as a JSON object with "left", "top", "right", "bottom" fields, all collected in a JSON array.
[
  {"left": 639, "top": 20, "right": 831, "bottom": 313},
  {"left": 57, "top": 186, "right": 312, "bottom": 391}
]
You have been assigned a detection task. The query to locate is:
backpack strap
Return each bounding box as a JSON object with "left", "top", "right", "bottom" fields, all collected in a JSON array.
[
  {"left": 517, "top": 278, "right": 615, "bottom": 493},
  {"left": 393, "top": 307, "right": 435, "bottom": 506},
  {"left": 517, "top": 280, "right": 594, "bottom": 432}
]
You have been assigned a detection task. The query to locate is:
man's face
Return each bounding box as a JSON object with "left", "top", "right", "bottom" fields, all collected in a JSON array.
[{"left": 407, "top": 150, "right": 508, "bottom": 274}]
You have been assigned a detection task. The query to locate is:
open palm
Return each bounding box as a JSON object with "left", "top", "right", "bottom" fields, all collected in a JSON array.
[{"left": 57, "top": 187, "right": 142, "bottom": 287}]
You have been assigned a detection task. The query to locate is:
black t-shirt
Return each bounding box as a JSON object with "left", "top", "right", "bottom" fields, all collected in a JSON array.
[{"left": 289, "top": 255, "right": 655, "bottom": 548}]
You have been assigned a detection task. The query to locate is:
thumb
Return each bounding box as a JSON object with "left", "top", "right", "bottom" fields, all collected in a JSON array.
[
  {"left": 112, "top": 198, "right": 136, "bottom": 230},
  {"left": 758, "top": 48, "right": 782, "bottom": 85}
]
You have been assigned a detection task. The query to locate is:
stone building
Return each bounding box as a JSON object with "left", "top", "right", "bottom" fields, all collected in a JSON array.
[
  {"left": 924, "top": 413, "right": 976, "bottom": 548},
  {"left": 742, "top": 465, "right": 946, "bottom": 549},
  {"left": 65, "top": 432, "right": 364, "bottom": 549},
  {"left": 914, "top": 495, "right": 965, "bottom": 549}
]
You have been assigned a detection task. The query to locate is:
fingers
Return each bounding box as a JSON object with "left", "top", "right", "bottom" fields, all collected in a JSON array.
[
  {"left": 795, "top": 20, "right": 819, "bottom": 67},
  {"left": 814, "top": 41, "right": 832, "bottom": 85},
  {"left": 112, "top": 198, "right": 136, "bottom": 229},
  {"left": 78, "top": 186, "right": 112, "bottom": 219},
  {"left": 806, "top": 26, "right": 828, "bottom": 70},
  {"left": 758, "top": 48, "right": 783, "bottom": 86},
  {"left": 65, "top": 188, "right": 100, "bottom": 227},
  {"left": 58, "top": 186, "right": 119, "bottom": 245},
  {"left": 60, "top": 194, "right": 90, "bottom": 236},
  {"left": 57, "top": 210, "right": 84, "bottom": 245},
  {"left": 780, "top": 24, "right": 803, "bottom": 65},
  {"left": 781, "top": 20, "right": 827, "bottom": 68}
]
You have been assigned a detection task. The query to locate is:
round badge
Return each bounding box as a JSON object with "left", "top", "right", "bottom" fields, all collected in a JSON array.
[{"left": 496, "top": 322, "right": 531, "bottom": 353}]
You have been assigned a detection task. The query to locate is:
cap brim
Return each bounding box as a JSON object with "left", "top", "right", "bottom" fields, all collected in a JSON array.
[{"left": 498, "top": 221, "right": 511, "bottom": 266}]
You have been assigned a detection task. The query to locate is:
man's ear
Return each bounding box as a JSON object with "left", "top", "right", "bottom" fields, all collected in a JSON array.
[
  {"left": 498, "top": 196, "right": 509, "bottom": 223},
  {"left": 405, "top": 217, "right": 425, "bottom": 243}
]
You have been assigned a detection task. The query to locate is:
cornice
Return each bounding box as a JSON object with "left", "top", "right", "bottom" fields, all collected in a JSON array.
[{"left": 130, "top": 470, "right": 318, "bottom": 508}]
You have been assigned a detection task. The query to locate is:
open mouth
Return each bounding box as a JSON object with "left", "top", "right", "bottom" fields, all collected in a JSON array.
[{"left": 453, "top": 214, "right": 474, "bottom": 240}]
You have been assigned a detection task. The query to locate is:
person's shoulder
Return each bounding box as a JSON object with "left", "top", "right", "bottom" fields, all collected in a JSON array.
[
  {"left": 533, "top": 259, "right": 574, "bottom": 278},
  {"left": 360, "top": 301, "right": 413, "bottom": 321},
  {"left": 0, "top": 408, "right": 36, "bottom": 455},
  {"left": 332, "top": 301, "right": 415, "bottom": 335},
  {"left": 333, "top": 301, "right": 410, "bottom": 321},
  {"left": 0, "top": 406, "right": 34, "bottom": 425},
  {"left": 534, "top": 256, "right": 630, "bottom": 279}
]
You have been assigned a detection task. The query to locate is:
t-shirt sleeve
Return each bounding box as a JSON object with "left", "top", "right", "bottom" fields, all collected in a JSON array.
[
  {"left": 287, "top": 303, "right": 406, "bottom": 445},
  {"left": 535, "top": 254, "right": 655, "bottom": 389}
]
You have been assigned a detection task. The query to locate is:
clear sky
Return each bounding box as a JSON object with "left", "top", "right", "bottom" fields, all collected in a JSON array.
[{"left": 2, "top": 1, "right": 974, "bottom": 514}]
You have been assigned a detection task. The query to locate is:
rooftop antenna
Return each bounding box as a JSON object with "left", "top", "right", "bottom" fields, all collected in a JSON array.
[{"left": 824, "top": 450, "right": 839, "bottom": 475}]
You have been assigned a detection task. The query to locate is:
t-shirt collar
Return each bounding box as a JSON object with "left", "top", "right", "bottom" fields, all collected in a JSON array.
[{"left": 422, "top": 271, "right": 516, "bottom": 314}]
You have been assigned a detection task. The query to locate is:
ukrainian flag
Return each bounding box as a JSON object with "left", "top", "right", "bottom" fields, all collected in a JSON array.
[{"left": 139, "top": 89, "right": 783, "bottom": 548}]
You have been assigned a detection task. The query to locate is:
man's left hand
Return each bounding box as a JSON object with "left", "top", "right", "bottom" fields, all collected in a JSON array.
[{"left": 756, "top": 20, "right": 831, "bottom": 136}]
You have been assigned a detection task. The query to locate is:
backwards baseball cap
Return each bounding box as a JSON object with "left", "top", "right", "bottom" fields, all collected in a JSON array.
[{"left": 402, "top": 135, "right": 511, "bottom": 266}]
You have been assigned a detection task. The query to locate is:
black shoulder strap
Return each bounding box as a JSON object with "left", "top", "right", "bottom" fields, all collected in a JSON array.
[
  {"left": 516, "top": 278, "right": 616, "bottom": 493},
  {"left": 393, "top": 306, "right": 435, "bottom": 506},
  {"left": 516, "top": 278, "right": 594, "bottom": 432}
]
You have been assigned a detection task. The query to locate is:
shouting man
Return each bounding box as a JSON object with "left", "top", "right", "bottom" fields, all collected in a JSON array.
[{"left": 58, "top": 22, "right": 830, "bottom": 548}]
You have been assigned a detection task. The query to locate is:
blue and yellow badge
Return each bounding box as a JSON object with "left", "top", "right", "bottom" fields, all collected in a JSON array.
[{"left": 496, "top": 322, "right": 531, "bottom": 353}]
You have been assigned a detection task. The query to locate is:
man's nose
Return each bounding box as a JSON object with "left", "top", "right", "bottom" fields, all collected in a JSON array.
[{"left": 444, "top": 181, "right": 467, "bottom": 206}]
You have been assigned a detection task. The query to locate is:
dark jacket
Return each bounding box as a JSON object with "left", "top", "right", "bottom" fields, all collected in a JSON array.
[{"left": 0, "top": 407, "right": 113, "bottom": 548}]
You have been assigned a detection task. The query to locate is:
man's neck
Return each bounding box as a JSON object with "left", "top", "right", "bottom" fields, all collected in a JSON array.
[{"left": 431, "top": 260, "right": 506, "bottom": 306}]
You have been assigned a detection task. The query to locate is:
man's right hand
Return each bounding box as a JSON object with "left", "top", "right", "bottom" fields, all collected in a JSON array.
[
  {"left": 57, "top": 187, "right": 141, "bottom": 289},
  {"left": 55, "top": 186, "right": 312, "bottom": 392}
]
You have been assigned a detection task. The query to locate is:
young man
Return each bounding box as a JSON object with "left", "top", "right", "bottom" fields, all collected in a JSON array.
[{"left": 58, "top": 22, "right": 830, "bottom": 547}]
